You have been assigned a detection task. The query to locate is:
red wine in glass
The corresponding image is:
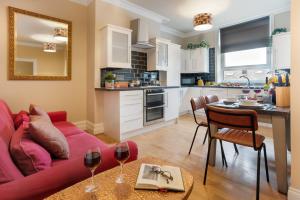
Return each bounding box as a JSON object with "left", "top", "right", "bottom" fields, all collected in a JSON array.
[
  {"left": 114, "top": 142, "right": 130, "bottom": 183},
  {"left": 84, "top": 148, "right": 101, "bottom": 192}
]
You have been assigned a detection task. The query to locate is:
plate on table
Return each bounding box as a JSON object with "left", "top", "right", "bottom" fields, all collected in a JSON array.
[
  {"left": 222, "top": 98, "right": 238, "bottom": 105},
  {"left": 238, "top": 102, "right": 265, "bottom": 109}
]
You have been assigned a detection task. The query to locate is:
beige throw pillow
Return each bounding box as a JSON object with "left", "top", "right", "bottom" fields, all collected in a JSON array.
[
  {"left": 29, "top": 104, "right": 51, "bottom": 122},
  {"left": 29, "top": 116, "right": 70, "bottom": 159}
]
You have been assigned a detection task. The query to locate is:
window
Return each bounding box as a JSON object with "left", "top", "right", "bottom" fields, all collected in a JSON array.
[{"left": 220, "top": 17, "right": 270, "bottom": 83}]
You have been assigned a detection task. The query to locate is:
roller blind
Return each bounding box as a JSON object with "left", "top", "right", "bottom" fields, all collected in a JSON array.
[{"left": 220, "top": 16, "right": 270, "bottom": 53}]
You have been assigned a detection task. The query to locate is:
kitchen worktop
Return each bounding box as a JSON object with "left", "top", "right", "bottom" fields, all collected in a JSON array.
[
  {"left": 181, "top": 85, "right": 265, "bottom": 89},
  {"left": 95, "top": 86, "right": 180, "bottom": 91}
]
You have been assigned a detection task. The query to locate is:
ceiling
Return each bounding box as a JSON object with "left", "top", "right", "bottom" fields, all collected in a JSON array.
[
  {"left": 16, "top": 13, "right": 68, "bottom": 47},
  {"left": 127, "top": 0, "right": 290, "bottom": 33}
]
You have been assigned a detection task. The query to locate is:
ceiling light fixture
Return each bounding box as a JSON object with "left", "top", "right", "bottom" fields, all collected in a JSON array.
[
  {"left": 54, "top": 27, "right": 68, "bottom": 42},
  {"left": 43, "top": 43, "right": 56, "bottom": 53},
  {"left": 193, "top": 13, "right": 213, "bottom": 31}
]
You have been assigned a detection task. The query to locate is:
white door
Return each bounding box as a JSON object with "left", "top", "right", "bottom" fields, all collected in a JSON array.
[
  {"left": 157, "top": 42, "right": 168, "bottom": 70},
  {"left": 165, "top": 88, "right": 180, "bottom": 121}
]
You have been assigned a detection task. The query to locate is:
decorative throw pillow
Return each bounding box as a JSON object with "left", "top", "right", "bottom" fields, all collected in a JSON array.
[
  {"left": 28, "top": 116, "right": 70, "bottom": 159},
  {"left": 10, "top": 126, "right": 52, "bottom": 176},
  {"left": 13, "top": 110, "right": 30, "bottom": 129},
  {"left": 29, "top": 104, "right": 51, "bottom": 122}
]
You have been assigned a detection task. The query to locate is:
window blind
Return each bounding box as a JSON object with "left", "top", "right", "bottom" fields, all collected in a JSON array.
[{"left": 220, "top": 16, "right": 270, "bottom": 53}]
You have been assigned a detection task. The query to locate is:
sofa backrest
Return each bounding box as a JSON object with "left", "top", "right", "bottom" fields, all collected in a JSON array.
[{"left": 0, "top": 99, "right": 23, "bottom": 183}]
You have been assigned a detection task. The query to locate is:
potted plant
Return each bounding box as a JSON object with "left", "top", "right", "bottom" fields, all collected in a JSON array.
[{"left": 104, "top": 72, "right": 116, "bottom": 89}]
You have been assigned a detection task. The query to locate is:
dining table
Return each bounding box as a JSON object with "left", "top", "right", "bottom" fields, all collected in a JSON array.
[{"left": 207, "top": 101, "right": 290, "bottom": 194}]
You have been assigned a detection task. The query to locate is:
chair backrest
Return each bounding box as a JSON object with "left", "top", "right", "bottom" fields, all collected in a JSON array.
[
  {"left": 190, "top": 96, "right": 206, "bottom": 111},
  {"left": 205, "top": 95, "right": 219, "bottom": 104},
  {"left": 206, "top": 105, "right": 258, "bottom": 131}
]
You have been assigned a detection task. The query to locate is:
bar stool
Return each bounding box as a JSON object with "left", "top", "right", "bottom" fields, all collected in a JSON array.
[{"left": 203, "top": 105, "right": 269, "bottom": 200}]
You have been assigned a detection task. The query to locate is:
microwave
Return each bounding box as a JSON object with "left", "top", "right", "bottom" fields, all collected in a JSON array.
[{"left": 181, "top": 77, "right": 196, "bottom": 86}]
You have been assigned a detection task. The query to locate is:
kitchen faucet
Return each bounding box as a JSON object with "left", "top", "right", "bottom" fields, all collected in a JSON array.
[{"left": 239, "top": 75, "right": 251, "bottom": 88}]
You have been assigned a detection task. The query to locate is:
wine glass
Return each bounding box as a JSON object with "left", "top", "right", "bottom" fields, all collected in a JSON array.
[
  {"left": 114, "top": 142, "right": 130, "bottom": 184},
  {"left": 84, "top": 147, "right": 101, "bottom": 192}
]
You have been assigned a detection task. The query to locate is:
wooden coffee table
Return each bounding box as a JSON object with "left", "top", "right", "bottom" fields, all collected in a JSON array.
[{"left": 46, "top": 157, "right": 194, "bottom": 200}]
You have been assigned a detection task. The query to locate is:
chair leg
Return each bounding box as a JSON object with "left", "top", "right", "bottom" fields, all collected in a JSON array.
[
  {"left": 188, "top": 125, "right": 200, "bottom": 154},
  {"left": 256, "top": 149, "right": 261, "bottom": 200},
  {"left": 233, "top": 143, "right": 239, "bottom": 155},
  {"left": 219, "top": 140, "right": 228, "bottom": 168},
  {"left": 263, "top": 144, "right": 270, "bottom": 182},
  {"left": 203, "top": 138, "right": 213, "bottom": 185},
  {"left": 202, "top": 129, "right": 208, "bottom": 145}
]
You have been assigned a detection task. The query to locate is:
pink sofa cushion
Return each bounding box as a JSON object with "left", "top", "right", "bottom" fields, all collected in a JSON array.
[
  {"left": 10, "top": 126, "right": 52, "bottom": 176},
  {"left": 29, "top": 104, "right": 51, "bottom": 122},
  {"left": 14, "top": 110, "right": 30, "bottom": 129},
  {"left": 29, "top": 116, "right": 70, "bottom": 159},
  {"left": 52, "top": 132, "right": 108, "bottom": 166},
  {"left": 0, "top": 100, "right": 24, "bottom": 183},
  {"left": 53, "top": 121, "right": 84, "bottom": 137}
]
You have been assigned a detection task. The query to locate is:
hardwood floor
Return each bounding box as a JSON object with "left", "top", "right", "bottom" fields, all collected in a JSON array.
[{"left": 97, "top": 114, "right": 290, "bottom": 200}]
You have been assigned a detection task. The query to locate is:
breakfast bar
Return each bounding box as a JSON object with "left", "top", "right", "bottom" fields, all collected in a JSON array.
[{"left": 207, "top": 102, "right": 291, "bottom": 194}]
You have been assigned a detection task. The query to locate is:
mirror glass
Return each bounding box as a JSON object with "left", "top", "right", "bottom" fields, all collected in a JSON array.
[{"left": 9, "top": 7, "right": 71, "bottom": 80}]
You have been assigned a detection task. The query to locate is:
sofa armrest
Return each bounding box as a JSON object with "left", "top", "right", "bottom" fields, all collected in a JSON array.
[
  {"left": 47, "top": 111, "right": 67, "bottom": 123},
  {"left": 0, "top": 141, "right": 138, "bottom": 200}
]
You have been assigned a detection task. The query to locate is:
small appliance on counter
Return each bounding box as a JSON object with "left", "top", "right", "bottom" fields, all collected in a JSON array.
[{"left": 181, "top": 77, "right": 196, "bottom": 86}]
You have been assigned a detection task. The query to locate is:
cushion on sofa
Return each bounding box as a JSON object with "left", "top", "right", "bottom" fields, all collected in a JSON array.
[
  {"left": 53, "top": 121, "right": 85, "bottom": 137},
  {"left": 0, "top": 100, "right": 24, "bottom": 183},
  {"left": 10, "top": 126, "right": 52, "bottom": 176},
  {"left": 14, "top": 110, "right": 30, "bottom": 129},
  {"left": 29, "top": 104, "right": 51, "bottom": 122},
  {"left": 29, "top": 116, "right": 70, "bottom": 159}
]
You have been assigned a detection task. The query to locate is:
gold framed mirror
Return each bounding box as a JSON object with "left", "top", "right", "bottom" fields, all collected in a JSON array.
[{"left": 8, "top": 7, "right": 72, "bottom": 80}]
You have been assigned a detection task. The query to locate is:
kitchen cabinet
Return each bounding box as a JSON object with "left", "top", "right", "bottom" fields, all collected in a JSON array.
[
  {"left": 203, "top": 88, "right": 227, "bottom": 99},
  {"left": 166, "top": 43, "right": 181, "bottom": 86},
  {"left": 165, "top": 88, "right": 180, "bottom": 121},
  {"left": 148, "top": 38, "right": 170, "bottom": 71},
  {"left": 103, "top": 90, "right": 143, "bottom": 141},
  {"left": 272, "top": 32, "right": 291, "bottom": 69},
  {"left": 100, "top": 24, "right": 132, "bottom": 69},
  {"left": 227, "top": 89, "right": 244, "bottom": 98},
  {"left": 181, "top": 48, "right": 209, "bottom": 73},
  {"left": 179, "top": 87, "right": 202, "bottom": 114}
]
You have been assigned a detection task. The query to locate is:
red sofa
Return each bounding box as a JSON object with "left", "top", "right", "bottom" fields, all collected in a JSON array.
[{"left": 0, "top": 100, "right": 138, "bottom": 200}]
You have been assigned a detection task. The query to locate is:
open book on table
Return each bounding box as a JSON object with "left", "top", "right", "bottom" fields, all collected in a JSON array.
[{"left": 135, "top": 163, "right": 185, "bottom": 192}]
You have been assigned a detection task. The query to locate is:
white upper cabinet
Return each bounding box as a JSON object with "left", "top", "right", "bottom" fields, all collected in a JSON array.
[
  {"left": 100, "top": 25, "right": 132, "bottom": 69},
  {"left": 181, "top": 48, "right": 209, "bottom": 73},
  {"left": 147, "top": 38, "right": 170, "bottom": 71},
  {"left": 272, "top": 32, "right": 291, "bottom": 69},
  {"left": 166, "top": 43, "right": 181, "bottom": 86}
]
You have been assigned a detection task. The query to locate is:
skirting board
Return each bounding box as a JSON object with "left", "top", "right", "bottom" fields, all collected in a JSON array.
[
  {"left": 288, "top": 187, "right": 300, "bottom": 200},
  {"left": 73, "top": 120, "right": 104, "bottom": 135}
]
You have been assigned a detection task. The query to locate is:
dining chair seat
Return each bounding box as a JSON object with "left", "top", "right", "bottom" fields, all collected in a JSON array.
[{"left": 216, "top": 128, "right": 265, "bottom": 148}]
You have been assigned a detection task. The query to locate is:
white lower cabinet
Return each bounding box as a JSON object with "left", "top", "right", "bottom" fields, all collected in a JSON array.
[
  {"left": 203, "top": 88, "right": 228, "bottom": 99},
  {"left": 179, "top": 87, "right": 203, "bottom": 114},
  {"left": 165, "top": 88, "right": 180, "bottom": 121},
  {"left": 104, "top": 90, "right": 143, "bottom": 141}
]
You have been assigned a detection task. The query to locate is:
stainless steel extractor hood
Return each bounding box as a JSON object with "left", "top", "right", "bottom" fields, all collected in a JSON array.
[{"left": 130, "top": 19, "right": 155, "bottom": 49}]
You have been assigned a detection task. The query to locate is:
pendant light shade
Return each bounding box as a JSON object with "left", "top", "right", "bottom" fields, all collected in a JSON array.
[
  {"left": 43, "top": 42, "right": 56, "bottom": 53},
  {"left": 193, "top": 13, "right": 213, "bottom": 31},
  {"left": 54, "top": 27, "right": 68, "bottom": 42}
]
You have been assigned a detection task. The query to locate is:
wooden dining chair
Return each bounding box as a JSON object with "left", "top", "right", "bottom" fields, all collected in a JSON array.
[
  {"left": 205, "top": 95, "right": 239, "bottom": 156},
  {"left": 203, "top": 105, "right": 269, "bottom": 200}
]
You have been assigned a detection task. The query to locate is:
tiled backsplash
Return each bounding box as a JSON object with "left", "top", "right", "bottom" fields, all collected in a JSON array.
[
  {"left": 180, "top": 48, "right": 216, "bottom": 83},
  {"left": 101, "top": 51, "right": 153, "bottom": 87}
]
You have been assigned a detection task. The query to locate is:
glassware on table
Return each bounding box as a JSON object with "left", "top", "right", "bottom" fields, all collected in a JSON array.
[
  {"left": 114, "top": 142, "right": 130, "bottom": 184},
  {"left": 254, "top": 88, "right": 261, "bottom": 94},
  {"left": 84, "top": 147, "right": 101, "bottom": 192}
]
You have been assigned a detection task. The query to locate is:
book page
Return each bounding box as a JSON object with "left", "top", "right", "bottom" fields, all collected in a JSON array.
[
  {"left": 136, "top": 164, "right": 160, "bottom": 189},
  {"left": 159, "top": 165, "right": 185, "bottom": 191}
]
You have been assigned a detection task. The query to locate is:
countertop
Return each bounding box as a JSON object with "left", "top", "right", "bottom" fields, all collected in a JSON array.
[
  {"left": 95, "top": 86, "right": 180, "bottom": 91},
  {"left": 181, "top": 85, "right": 264, "bottom": 89}
]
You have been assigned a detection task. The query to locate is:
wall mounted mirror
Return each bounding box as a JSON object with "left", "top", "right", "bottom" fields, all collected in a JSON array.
[{"left": 8, "top": 7, "right": 72, "bottom": 80}]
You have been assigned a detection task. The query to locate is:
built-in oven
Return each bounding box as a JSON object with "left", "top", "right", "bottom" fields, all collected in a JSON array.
[{"left": 144, "top": 88, "right": 165, "bottom": 126}]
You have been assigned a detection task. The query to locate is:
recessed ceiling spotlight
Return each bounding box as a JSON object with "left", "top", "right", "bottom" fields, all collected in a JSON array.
[
  {"left": 54, "top": 27, "right": 68, "bottom": 42},
  {"left": 193, "top": 13, "right": 213, "bottom": 31}
]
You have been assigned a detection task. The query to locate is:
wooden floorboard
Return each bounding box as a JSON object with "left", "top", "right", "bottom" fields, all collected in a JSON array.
[{"left": 97, "top": 114, "right": 290, "bottom": 200}]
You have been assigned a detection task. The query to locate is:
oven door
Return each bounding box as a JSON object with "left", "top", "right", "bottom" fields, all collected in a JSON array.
[
  {"left": 144, "top": 105, "right": 164, "bottom": 125},
  {"left": 144, "top": 92, "right": 165, "bottom": 107}
]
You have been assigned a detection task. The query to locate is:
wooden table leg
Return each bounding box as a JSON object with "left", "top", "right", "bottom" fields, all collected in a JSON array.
[
  {"left": 272, "top": 115, "right": 288, "bottom": 194},
  {"left": 208, "top": 124, "right": 218, "bottom": 166}
]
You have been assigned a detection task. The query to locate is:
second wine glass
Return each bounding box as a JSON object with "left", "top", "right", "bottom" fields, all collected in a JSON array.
[
  {"left": 114, "top": 142, "right": 130, "bottom": 184},
  {"left": 84, "top": 147, "right": 101, "bottom": 192}
]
